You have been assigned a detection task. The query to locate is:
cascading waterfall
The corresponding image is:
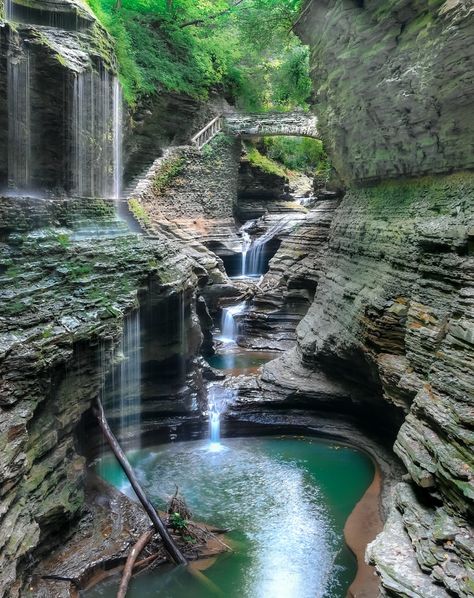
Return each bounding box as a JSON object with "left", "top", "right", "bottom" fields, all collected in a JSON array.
[
  {"left": 240, "top": 217, "right": 290, "bottom": 276},
  {"left": 207, "top": 386, "right": 235, "bottom": 451},
  {"left": 241, "top": 228, "right": 251, "bottom": 276},
  {"left": 72, "top": 68, "right": 123, "bottom": 198},
  {"left": 7, "top": 48, "right": 31, "bottom": 191},
  {"left": 112, "top": 77, "right": 123, "bottom": 200},
  {"left": 112, "top": 310, "right": 142, "bottom": 448},
  {"left": 219, "top": 302, "right": 246, "bottom": 344}
]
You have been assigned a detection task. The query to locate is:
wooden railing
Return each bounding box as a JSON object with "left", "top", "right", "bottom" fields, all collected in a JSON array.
[{"left": 191, "top": 114, "right": 223, "bottom": 149}]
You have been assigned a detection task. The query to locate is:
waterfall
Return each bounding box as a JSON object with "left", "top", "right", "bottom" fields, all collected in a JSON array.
[
  {"left": 219, "top": 302, "right": 246, "bottom": 344},
  {"left": 113, "top": 310, "right": 142, "bottom": 447},
  {"left": 72, "top": 69, "right": 123, "bottom": 198},
  {"left": 113, "top": 77, "right": 123, "bottom": 200},
  {"left": 207, "top": 386, "right": 235, "bottom": 452},
  {"left": 5, "top": 0, "right": 13, "bottom": 21},
  {"left": 240, "top": 217, "right": 290, "bottom": 277},
  {"left": 245, "top": 242, "right": 265, "bottom": 276},
  {"left": 7, "top": 48, "right": 31, "bottom": 191}
]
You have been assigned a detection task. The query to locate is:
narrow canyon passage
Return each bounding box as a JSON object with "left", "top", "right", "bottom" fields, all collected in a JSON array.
[{"left": 0, "top": 2, "right": 473, "bottom": 598}]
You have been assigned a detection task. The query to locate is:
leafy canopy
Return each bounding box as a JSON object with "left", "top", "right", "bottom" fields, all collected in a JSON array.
[{"left": 86, "top": 0, "right": 311, "bottom": 109}]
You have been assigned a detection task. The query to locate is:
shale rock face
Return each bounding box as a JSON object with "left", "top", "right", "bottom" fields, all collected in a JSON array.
[
  {"left": 297, "top": 0, "right": 474, "bottom": 183},
  {"left": 0, "top": 1, "right": 117, "bottom": 192},
  {"left": 0, "top": 196, "right": 192, "bottom": 596},
  {"left": 283, "top": 2, "right": 474, "bottom": 595},
  {"left": 240, "top": 199, "right": 339, "bottom": 351}
]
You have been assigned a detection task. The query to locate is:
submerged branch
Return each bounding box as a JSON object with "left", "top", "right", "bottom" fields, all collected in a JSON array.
[{"left": 94, "top": 397, "right": 187, "bottom": 566}]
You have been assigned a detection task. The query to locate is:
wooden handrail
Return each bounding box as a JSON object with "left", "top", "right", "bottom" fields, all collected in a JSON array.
[{"left": 191, "top": 115, "right": 223, "bottom": 149}]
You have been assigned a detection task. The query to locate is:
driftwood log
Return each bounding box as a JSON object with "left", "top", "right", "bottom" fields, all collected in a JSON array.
[
  {"left": 117, "top": 529, "right": 154, "bottom": 598},
  {"left": 94, "top": 397, "right": 187, "bottom": 566}
]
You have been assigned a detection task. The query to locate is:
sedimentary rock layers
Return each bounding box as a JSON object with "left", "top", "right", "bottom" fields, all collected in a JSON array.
[
  {"left": 297, "top": 0, "right": 474, "bottom": 183},
  {"left": 288, "top": 2, "right": 474, "bottom": 594}
]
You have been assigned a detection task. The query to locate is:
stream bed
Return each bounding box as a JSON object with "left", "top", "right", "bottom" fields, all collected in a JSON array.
[{"left": 88, "top": 436, "right": 374, "bottom": 598}]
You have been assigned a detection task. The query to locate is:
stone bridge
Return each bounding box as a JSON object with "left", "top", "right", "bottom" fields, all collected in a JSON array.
[{"left": 223, "top": 111, "right": 319, "bottom": 139}]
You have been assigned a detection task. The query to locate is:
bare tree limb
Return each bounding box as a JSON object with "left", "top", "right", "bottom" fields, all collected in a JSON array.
[
  {"left": 117, "top": 529, "right": 154, "bottom": 598},
  {"left": 94, "top": 397, "right": 187, "bottom": 566}
]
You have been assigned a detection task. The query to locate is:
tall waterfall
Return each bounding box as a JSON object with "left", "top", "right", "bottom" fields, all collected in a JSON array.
[
  {"left": 117, "top": 311, "right": 141, "bottom": 446},
  {"left": 102, "top": 310, "right": 142, "bottom": 447},
  {"left": 5, "top": 0, "right": 13, "bottom": 21},
  {"left": 113, "top": 78, "right": 123, "bottom": 200},
  {"left": 7, "top": 48, "right": 31, "bottom": 191},
  {"left": 72, "top": 68, "right": 123, "bottom": 199}
]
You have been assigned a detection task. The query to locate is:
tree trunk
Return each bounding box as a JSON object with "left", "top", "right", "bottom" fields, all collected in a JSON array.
[{"left": 94, "top": 397, "right": 187, "bottom": 566}]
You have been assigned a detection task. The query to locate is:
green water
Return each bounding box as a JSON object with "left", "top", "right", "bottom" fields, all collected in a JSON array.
[
  {"left": 207, "top": 351, "right": 279, "bottom": 372},
  {"left": 88, "top": 436, "right": 373, "bottom": 598}
]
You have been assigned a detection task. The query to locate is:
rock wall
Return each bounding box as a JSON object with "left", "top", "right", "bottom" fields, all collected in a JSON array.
[
  {"left": 240, "top": 199, "right": 339, "bottom": 351},
  {"left": 284, "top": 1, "right": 474, "bottom": 595},
  {"left": 297, "top": 0, "right": 474, "bottom": 183},
  {"left": 0, "top": 195, "right": 196, "bottom": 595},
  {"left": 0, "top": 1, "right": 118, "bottom": 192}
]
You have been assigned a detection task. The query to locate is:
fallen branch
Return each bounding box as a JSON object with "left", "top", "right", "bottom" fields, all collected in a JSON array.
[
  {"left": 134, "top": 553, "right": 167, "bottom": 571},
  {"left": 117, "top": 529, "right": 154, "bottom": 598},
  {"left": 94, "top": 397, "right": 187, "bottom": 566}
]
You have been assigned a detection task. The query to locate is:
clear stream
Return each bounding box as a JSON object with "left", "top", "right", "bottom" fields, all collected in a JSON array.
[{"left": 88, "top": 436, "right": 374, "bottom": 598}]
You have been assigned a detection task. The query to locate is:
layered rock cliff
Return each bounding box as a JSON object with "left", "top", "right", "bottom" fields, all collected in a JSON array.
[{"left": 276, "top": 1, "right": 474, "bottom": 595}]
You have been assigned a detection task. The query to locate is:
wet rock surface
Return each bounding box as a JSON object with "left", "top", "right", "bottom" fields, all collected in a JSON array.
[
  {"left": 239, "top": 199, "right": 340, "bottom": 351},
  {"left": 284, "top": 3, "right": 474, "bottom": 594},
  {"left": 296, "top": 0, "right": 474, "bottom": 184},
  {"left": 0, "top": 194, "right": 204, "bottom": 596}
]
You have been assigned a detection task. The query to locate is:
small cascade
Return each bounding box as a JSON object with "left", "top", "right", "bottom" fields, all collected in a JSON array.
[
  {"left": 241, "top": 225, "right": 252, "bottom": 276},
  {"left": 7, "top": 47, "right": 31, "bottom": 191},
  {"left": 72, "top": 68, "right": 123, "bottom": 198},
  {"left": 219, "top": 302, "right": 246, "bottom": 344},
  {"left": 207, "top": 386, "right": 234, "bottom": 452},
  {"left": 5, "top": 0, "right": 13, "bottom": 21},
  {"left": 240, "top": 217, "right": 290, "bottom": 277},
  {"left": 179, "top": 290, "right": 187, "bottom": 384}
]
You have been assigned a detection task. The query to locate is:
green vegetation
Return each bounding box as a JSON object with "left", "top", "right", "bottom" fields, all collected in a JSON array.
[
  {"left": 261, "top": 136, "right": 327, "bottom": 174},
  {"left": 86, "top": 0, "right": 310, "bottom": 109},
  {"left": 153, "top": 155, "right": 186, "bottom": 194},
  {"left": 128, "top": 197, "right": 150, "bottom": 225},
  {"left": 246, "top": 145, "right": 287, "bottom": 177}
]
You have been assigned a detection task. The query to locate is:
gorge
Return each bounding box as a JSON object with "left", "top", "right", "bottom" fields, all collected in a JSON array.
[{"left": 0, "top": 1, "right": 473, "bottom": 597}]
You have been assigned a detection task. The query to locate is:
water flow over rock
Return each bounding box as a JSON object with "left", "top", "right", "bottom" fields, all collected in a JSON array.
[
  {"left": 207, "top": 385, "right": 235, "bottom": 451},
  {"left": 219, "top": 302, "right": 246, "bottom": 344},
  {"left": 7, "top": 42, "right": 31, "bottom": 191},
  {"left": 102, "top": 310, "right": 142, "bottom": 449},
  {"left": 72, "top": 68, "right": 123, "bottom": 199},
  {"left": 240, "top": 217, "right": 290, "bottom": 277}
]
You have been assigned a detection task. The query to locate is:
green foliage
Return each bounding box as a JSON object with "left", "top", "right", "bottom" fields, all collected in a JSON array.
[
  {"left": 246, "top": 145, "right": 287, "bottom": 178},
  {"left": 262, "top": 136, "right": 325, "bottom": 173},
  {"left": 169, "top": 512, "right": 188, "bottom": 530},
  {"left": 128, "top": 197, "right": 150, "bottom": 224},
  {"left": 153, "top": 156, "right": 186, "bottom": 194},
  {"left": 86, "top": 0, "right": 310, "bottom": 109}
]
